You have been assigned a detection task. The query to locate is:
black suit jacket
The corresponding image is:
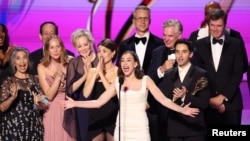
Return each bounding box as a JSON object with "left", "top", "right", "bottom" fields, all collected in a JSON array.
[
  {"left": 147, "top": 45, "right": 177, "bottom": 84},
  {"left": 193, "top": 34, "right": 245, "bottom": 111},
  {"left": 117, "top": 33, "right": 164, "bottom": 74},
  {"left": 30, "top": 48, "right": 75, "bottom": 75},
  {"left": 158, "top": 65, "right": 210, "bottom": 137},
  {"left": 189, "top": 28, "right": 248, "bottom": 72}
]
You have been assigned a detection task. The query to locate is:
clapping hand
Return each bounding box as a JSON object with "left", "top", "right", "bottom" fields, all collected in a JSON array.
[
  {"left": 32, "top": 91, "right": 43, "bottom": 105},
  {"left": 54, "top": 65, "right": 65, "bottom": 82},
  {"left": 173, "top": 86, "right": 187, "bottom": 102},
  {"left": 96, "top": 57, "right": 104, "bottom": 77},
  {"left": 9, "top": 82, "right": 18, "bottom": 99},
  {"left": 82, "top": 54, "right": 92, "bottom": 70}
]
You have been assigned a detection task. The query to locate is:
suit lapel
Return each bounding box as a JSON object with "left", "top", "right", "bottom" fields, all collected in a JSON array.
[
  {"left": 129, "top": 37, "right": 136, "bottom": 52},
  {"left": 205, "top": 37, "right": 217, "bottom": 72},
  {"left": 217, "top": 34, "right": 229, "bottom": 72},
  {"left": 171, "top": 68, "right": 182, "bottom": 88},
  {"left": 181, "top": 65, "right": 194, "bottom": 88}
]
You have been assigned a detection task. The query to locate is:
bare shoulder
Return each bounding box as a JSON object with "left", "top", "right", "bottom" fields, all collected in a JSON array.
[{"left": 37, "top": 63, "right": 49, "bottom": 74}]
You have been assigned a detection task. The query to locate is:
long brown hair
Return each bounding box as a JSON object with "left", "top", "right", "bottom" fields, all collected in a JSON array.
[
  {"left": 40, "top": 35, "right": 68, "bottom": 67},
  {"left": 117, "top": 51, "right": 144, "bottom": 79}
]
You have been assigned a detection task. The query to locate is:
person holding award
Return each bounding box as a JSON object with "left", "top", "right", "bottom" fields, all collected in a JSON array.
[{"left": 158, "top": 39, "right": 210, "bottom": 141}]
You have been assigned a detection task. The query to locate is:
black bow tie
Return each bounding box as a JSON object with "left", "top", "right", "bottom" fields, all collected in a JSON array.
[
  {"left": 212, "top": 38, "right": 223, "bottom": 45},
  {"left": 134, "top": 37, "right": 147, "bottom": 45},
  {"left": 168, "top": 49, "right": 175, "bottom": 55}
]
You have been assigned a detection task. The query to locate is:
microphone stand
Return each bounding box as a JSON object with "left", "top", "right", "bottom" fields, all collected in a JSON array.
[{"left": 118, "top": 82, "right": 122, "bottom": 141}]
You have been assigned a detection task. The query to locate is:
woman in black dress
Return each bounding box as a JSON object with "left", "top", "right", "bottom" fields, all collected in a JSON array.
[
  {"left": 83, "top": 38, "right": 118, "bottom": 141},
  {"left": 66, "top": 29, "right": 98, "bottom": 141},
  {"left": 0, "top": 47, "right": 49, "bottom": 141}
]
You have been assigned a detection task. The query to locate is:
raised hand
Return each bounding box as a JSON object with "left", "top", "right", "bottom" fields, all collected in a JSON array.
[
  {"left": 97, "top": 57, "right": 105, "bottom": 76},
  {"left": 54, "top": 65, "right": 65, "bottom": 82},
  {"left": 173, "top": 86, "right": 187, "bottom": 101},
  {"left": 161, "top": 59, "right": 175, "bottom": 72},
  {"left": 32, "top": 91, "right": 42, "bottom": 105},
  {"left": 82, "top": 54, "right": 92, "bottom": 70},
  {"left": 9, "top": 82, "right": 18, "bottom": 99}
]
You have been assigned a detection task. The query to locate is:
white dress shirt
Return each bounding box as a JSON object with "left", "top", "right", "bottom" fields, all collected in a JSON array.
[
  {"left": 211, "top": 36, "right": 224, "bottom": 71},
  {"left": 135, "top": 32, "right": 149, "bottom": 69}
]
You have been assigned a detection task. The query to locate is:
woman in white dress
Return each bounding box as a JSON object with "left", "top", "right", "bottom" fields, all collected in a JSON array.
[{"left": 61, "top": 51, "right": 200, "bottom": 141}]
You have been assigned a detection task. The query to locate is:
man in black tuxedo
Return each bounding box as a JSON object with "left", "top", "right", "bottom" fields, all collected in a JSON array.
[
  {"left": 147, "top": 19, "right": 183, "bottom": 141},
  {"left": 116, "top": 5, "right": 164, "bottom": 141},
  {"left": 189, "top": 1, "right": 248, "bottom": 73},
  {"left": 148, "top": 19, "right": 183, "bottom": 84},
  {"left": 193, "top": 9, "right": 245, "bottom": 125},
  {"left": 158, "top": 38, "right": 210, "bottom": 141},
  {"left": 30, "top": 21, "right": 75, "bottom": 75}
]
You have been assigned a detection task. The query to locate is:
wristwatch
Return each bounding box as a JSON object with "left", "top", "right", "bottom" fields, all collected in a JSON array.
[{"left": 223, "top": 97, "right": 229, "bottom": 103}]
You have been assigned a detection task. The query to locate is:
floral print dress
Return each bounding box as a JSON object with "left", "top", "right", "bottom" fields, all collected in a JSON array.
[{"left": 0, "top": 75, "right": 44, "bottom": 141}]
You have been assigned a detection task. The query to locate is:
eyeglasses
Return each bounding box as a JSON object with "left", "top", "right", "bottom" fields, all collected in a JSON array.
[{"left": 134, "top": 17, "right": 150, "bottom": 21}]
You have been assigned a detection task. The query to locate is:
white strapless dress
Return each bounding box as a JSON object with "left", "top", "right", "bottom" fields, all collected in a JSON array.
[{"left": 114, "top": 76, "right": 150, "bottom": 141}]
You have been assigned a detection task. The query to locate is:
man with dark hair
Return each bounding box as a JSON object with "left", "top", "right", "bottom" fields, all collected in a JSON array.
[
  {"left": 147, "top": 19, "right": 183, "bottom": 141},
  {"left": 193, "top": 9, "right": 246, "bottom": 125},
  {"left": 158, "top": 38, "right": 210, "bottom": 141},
  {"left": 189, "top": 1, "right": 248, "bottom": 72},
  {"left": 30, "top": 21, "right": 74, "bottom": 75}
]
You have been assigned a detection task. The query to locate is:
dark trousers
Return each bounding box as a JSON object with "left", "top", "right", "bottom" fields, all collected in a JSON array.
[
  {"left": 147, "top": 112, "right": 159, "bottom": 141},
  {"left": 205, "top": 108, "right": 242, "bottom": 125},
  {"left": 169, "top": 136, "right": 205, "bottom": 141}
]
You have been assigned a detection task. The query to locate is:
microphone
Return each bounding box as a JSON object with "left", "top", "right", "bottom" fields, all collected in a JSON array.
[
  {"left": 118, "top": 77, "right": 124, "bottom": 141},
  {"left": 124, "top": 86, "right": 128, "bottom": 92}
]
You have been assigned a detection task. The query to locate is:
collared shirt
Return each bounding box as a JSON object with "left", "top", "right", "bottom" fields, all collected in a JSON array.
[
  {"left": 178, "top": 62, "right": 191, "bottom": 83},
  {"left": 211, "top": 35, "right": 225, "bottom": 71},
  {"left": 135, "top": 32, "right": 150, "bottom": 69}
]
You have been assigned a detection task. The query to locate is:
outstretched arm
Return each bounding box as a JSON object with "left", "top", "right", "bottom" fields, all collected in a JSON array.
[
  {"left": 62, "top": 82, "right": 117, "bottom": 109},
  {"left": 146, "top": 77, "right": 199, "bottom": 117}
]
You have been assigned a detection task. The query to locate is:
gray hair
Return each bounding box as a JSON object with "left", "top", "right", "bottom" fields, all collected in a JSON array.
[
  {"left": 133, "top": 5, "right": 151, "bottom": 18},
  {"left": 163, "top": 19, "right": 183, "bottom": 35},
  {"left": 10, "top": 47, "right": 32, "bottom": 74},
  {"left": 70, "top": 28, "right": 94, "bottom": 48}
]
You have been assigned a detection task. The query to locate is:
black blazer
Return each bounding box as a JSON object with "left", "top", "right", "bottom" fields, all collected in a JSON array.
[
  {"left": 147, "top": 45, "right": 177, "bottom": 84},
  {"left": 193, "top": 34, "right": 245, "bottom": 111},
  {"left": 30, "top": 48, "right": 75, "bottom": 75},
  {"left": 189, "top": 28, "right": 248, "bottom": 72},
  {"left": 117, "top": 32, "right": 164, "bottom": 74},
  {"left": 158, "top": 65, "right": 210, "bottom": 137}
]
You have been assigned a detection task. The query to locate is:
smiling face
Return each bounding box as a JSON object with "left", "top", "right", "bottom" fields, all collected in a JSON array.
[
  {"left": 175, "top": 43, "right": 193, "bottom": 68},
  {"left": 163, "top": 25, "right": 182, "bottom": 49},
  {"left": 40, "top": 23, "right": 57, "bottom": 45},
  {"left": 209, "top": 18, "right": 225, "bottom": 39},
  {"left": 48, "top": 38, "right": 62, "bottom": 60},
  {"left": 133, "top": 9, "right": 150, "bottom": 35},
  {"left": 120, "top": 53, "right": 138, "bottom": 77},
  {"left": 75, "top": 36, "right": 92, "bottom": 57},
  {"left": 0, "top": 25, "right": 5, "bottom": 47},
  {"left": 14, "top": 51, "right": 29, "bottom": 73}
]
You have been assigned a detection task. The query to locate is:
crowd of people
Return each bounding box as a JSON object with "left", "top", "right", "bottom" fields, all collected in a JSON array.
[{"left": 0, "top": 1, "right": 248, "bottom": 141}]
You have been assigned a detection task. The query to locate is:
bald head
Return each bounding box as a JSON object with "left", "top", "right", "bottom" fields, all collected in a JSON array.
[{"left": 205, "top": 1, "right": 221, "bottom": 23}]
